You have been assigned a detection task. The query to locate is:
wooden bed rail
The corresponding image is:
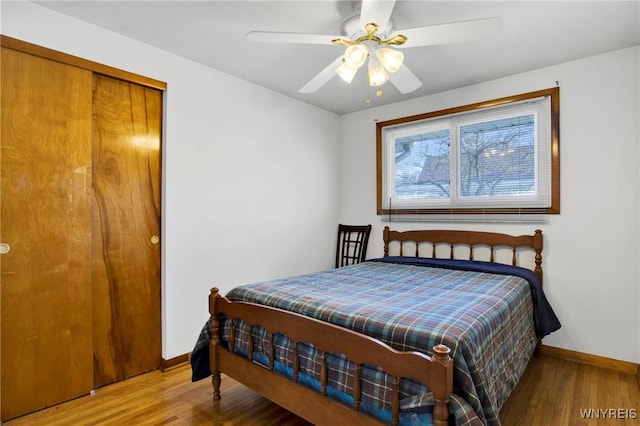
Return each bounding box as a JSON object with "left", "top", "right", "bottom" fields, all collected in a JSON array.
[
  {"left": 383, "top": 226, "right": 544, "bottom": 284},
  {"left": 209, "top": 287, "right": 453, "bottom": 426}
]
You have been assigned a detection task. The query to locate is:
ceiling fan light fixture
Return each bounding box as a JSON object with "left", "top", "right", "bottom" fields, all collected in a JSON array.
[
  {"left": 377, "top": 47, "right": 404, "bottom": 73},
  {"left": 336, "top": 61, "right": 359, "bottom": 84},
  {"left": 368, "top": 56, "right": 388, "bottom": 87},
  {"left": 343, "top": 44, "right": 369, "bottom": 68}
]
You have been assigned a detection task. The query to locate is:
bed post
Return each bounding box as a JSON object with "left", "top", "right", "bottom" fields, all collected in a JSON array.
[
  {"left": 431, "top": 345, "right": 453, "bottom": 426},
  {"left": 383, "top": 226, "right": 390, "bottom": 256},
  {"left": 533, "top": 229, "right": 543, "bottom": 285},
  {"left": 209, "top": 287, "right": 222, "bottom": 401}
]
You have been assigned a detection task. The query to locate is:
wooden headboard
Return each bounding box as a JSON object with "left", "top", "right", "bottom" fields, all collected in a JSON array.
[{"left": 383, "top": 226, "right": 544, "bottom": 284}]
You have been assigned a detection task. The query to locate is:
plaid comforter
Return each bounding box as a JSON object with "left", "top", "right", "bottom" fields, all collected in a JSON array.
[{"left": 192, "top": 258, "right": 560, "bottom": 426}]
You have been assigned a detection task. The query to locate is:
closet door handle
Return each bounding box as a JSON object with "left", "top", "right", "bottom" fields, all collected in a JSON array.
[
  {"left": 0, "top": 243, "right": 10, "bottom": 254},
  {"left": 150, "top": 236, "right": 160, "bottom": 244}
]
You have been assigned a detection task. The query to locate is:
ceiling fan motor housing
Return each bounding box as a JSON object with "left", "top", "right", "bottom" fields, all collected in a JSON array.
[{"left": 340, "top": 14, "right": 395, "bottom": 40}]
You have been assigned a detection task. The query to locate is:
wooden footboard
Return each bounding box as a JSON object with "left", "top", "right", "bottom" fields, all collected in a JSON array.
[{"left": 209, "top": 287, "right": 453, "bottom": 426}]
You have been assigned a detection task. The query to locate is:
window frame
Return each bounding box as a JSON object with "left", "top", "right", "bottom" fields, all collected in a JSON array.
[{"left": 376, "top": 87, "right": 560, "bottom": 216}]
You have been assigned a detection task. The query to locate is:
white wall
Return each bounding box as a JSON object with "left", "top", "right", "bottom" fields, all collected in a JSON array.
[
  {"left": 1, "top": 1, "right": 341, "bottom": 359},
  {"left": 339, "top": 46, "right": 640, "bottom": 364},
  {"left": 3, "top": 1, "right": 638, "bottom": 366}
]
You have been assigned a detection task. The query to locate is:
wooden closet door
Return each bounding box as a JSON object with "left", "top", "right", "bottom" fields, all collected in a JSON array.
[
  {"left": 1, "top": 48, "right": 94, "bottom": 421},
  {"left": 91, "top": 74, "right": 162, "bottom": 387}
]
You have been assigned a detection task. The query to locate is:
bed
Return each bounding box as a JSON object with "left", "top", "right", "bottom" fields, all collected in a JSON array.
[{"left": 191, "top": 227, "right": 561, "bottom": 426}]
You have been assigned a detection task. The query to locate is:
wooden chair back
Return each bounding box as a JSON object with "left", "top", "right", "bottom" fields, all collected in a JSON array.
[{"left": 335, "top": 224, "right": 372, "bottom": 268}]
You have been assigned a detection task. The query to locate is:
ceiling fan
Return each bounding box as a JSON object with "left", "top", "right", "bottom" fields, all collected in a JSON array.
[{"left": 246, "top": 0, "right": 501, "bottom": 95}]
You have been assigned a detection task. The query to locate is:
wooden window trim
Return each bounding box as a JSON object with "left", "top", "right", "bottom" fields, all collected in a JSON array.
[{"left": 376, "top": 87, "right": 560, "bottom": 215}]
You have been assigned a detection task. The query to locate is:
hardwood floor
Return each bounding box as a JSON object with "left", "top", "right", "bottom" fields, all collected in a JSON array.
[
  {"left": 5, "top": 354, "right": 639, "bottom": 426},
  {"left": 499, "top": 354, "right": 639, "bottom": 425}
]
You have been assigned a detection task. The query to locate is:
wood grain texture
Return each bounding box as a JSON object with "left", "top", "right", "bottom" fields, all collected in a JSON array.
[
  {"left": 1, "top": 47, "right": 94, "bottom": 421},
  {"left": 0, "top": 35, "right": 167, "bottom": 91},
  {"left": 500, "top": 354, "right": 640, "bottom": 425},
  {"left": 4, "top": 366, "right": 310, "bottom": 426},
  {"left": 1, "top": 41, "right": 164, "bottom": 421},
  {"left": 92, "top": 74, "right": 162, "bottom": 388},
  {"left": 5, "top": 355, "right": 639, "bottom": 426}
]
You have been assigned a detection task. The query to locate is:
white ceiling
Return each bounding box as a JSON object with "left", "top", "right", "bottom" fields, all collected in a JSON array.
[{"left": 34, "top": 1, "right": 640, "bottom": 115}]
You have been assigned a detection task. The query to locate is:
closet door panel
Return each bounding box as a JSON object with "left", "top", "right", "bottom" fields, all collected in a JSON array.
[
  {"left": 92, "top": 74, "right": 162, "bottom": 387},
  {"left": 1, "top": 47, "right": 94, "bottom": 421}
]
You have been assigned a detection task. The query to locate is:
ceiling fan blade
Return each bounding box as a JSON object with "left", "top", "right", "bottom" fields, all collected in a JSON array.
[
  {"left": 360, "top": 0, "right": 396, "bottom": 33},
  {"left": 389, "top": 64, "right": 422, "bottom": 94},
  {"left": 247, "top": 31, "right": 338, "bottom": 45},
  {"left": 299, "top": 56, "right": 345, "bottom": 93},
  {"left": 398, "top": 17, "right": 502, "bottom": 48}
]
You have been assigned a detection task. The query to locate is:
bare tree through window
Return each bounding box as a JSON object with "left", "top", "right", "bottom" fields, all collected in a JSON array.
[
  {"left": 394, "top": 115, "right": 534, "bottom": 200},
  {"left": 458, "top": 115, "right": 535, "bottom": 198}
]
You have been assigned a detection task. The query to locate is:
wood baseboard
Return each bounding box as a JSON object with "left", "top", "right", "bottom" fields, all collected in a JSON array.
[
  {"left": 161, "top": 353, "right": 190, "bottom": 372},
  {"left": 538, "top": 344, "right": 639, "bottom": 376}
]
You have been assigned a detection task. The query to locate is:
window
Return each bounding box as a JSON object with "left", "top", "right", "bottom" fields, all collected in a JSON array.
[{"left": 377, "top": 88, "right": 559, "bottom": 215}]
